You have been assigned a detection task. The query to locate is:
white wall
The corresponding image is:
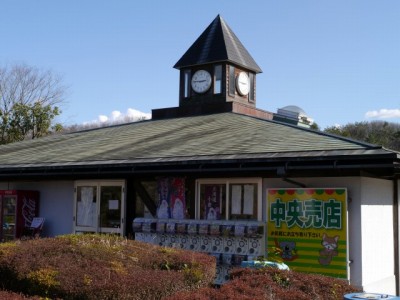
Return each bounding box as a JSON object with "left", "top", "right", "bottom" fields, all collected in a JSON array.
[
  {"left": 360, "top": 177, "right": 396, "bottom": 295},
  {"left": 0, "top": 181, "right": 74, "bottom": 237},
  {"left": 263, "top": 177, "right": 396, "bottom": 295}
]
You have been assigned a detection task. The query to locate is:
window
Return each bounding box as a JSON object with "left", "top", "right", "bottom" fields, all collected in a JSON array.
[
  {"left": 228, "top": 66, "right": 235, "bottom": 96},
  {"left": 214, "top": 65, "right": 222, "bottom": 94},
  {"left": 183, "top": 69, "right": 191, "bottom": 98},
  {"left": 249, "top": 73, "right": 255, "bottom": 102},
  {"left": 229, "top": 183, "right": 258, "bottom": 220},
  {"left": 196, "top": 178, "right": 261, "bottom": 221}
]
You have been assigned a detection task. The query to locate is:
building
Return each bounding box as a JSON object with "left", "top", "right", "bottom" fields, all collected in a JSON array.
[{"left": 0, "top": 15, "right": 399, "bottom": 293}]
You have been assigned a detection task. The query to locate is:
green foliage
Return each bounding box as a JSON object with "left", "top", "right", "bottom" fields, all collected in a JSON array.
[
  {"left": 310, "top": 122, "right": 320, "bottom": 131},
  {"left": 0, "top": 102, "right": 62, "bottom": 144},
  {"left": 26, "top": 268, "right": 60, "bottom": 297},
  {"left": 324, "top": 121, "right": 400, "bottom": 152}
]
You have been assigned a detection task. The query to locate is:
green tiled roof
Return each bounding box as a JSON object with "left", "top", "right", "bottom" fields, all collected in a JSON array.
[{"left": 0, "top": 112, "right": 392, "bottom": 169}]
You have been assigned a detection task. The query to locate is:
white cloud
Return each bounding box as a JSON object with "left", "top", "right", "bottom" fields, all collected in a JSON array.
[
  {"left": 98, "top": 115, "right": 108, "bottom": 123},
  {"left": 84, "top": 108, "right": 151, "bottom": 126},
  {"left": 125, "top": 108, "right": 152, "bottom": 120},
  {"left": 111, "top": 110, "right": 122, "bottom": 121},
  {"left": 365, "top": 109, "right": 400, "bottom": 119}
]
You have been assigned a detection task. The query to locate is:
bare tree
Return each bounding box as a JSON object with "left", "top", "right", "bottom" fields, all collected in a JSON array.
[{"left": 0, "top": 63, "right": 66, "bottom": 143}]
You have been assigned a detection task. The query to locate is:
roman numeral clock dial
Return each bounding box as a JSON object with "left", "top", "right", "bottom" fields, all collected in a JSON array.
[{"left": 191, "top": 70, "right": 212, "bottom": 94}]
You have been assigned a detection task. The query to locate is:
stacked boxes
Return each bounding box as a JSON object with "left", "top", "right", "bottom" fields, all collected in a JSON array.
[{"left": 132, "top": 218, "right": 265, "bottom": 284}]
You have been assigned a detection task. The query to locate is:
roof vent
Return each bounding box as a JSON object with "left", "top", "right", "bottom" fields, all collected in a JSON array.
[{"left": 273, "top": 105, "right": 314, "bottom": 128}]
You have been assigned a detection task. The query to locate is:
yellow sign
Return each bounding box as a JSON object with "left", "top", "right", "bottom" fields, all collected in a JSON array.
[{"left": 267, "top": 188, "right": 347, "bottom": 279}]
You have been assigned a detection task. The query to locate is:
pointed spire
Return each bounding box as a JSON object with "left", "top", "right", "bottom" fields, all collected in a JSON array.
[{"left": 174, "top": 15, "right": 262, "bottom": 73}]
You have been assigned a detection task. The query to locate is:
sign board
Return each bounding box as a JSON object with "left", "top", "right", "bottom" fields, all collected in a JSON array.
[{"left": 267, "top": 188, "right": 347, "bottom": 279}]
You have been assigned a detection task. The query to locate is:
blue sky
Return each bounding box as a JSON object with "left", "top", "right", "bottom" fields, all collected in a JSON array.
[{"left": 1, "top": 1, "right": 399, "bottom": 129}]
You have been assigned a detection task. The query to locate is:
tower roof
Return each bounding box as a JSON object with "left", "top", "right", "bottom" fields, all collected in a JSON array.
[{"left": 174, "top": 15, "right": 262, "bottom": 73}]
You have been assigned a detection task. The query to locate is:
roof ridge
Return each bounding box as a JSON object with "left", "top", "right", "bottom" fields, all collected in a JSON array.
[{"left": 231, "top": 111, "right": 387, "bottom": 150}]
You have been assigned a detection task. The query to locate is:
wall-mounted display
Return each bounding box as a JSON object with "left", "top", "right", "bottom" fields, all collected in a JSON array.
[
  {"left": 267, "top": 188, "right": 348, "bottom": 279},
  {"left": 157, "top": 177, "right": 186, "bottom": 219}
]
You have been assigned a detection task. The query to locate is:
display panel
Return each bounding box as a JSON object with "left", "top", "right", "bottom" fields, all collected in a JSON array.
[
  {"left": 229, "top": 183, "right": 258, "bottom": 220},
  {"left": 267, "top": 188, "right": 348, "bottom": 279},
  {"left": 199, "top": 184, "right": 226, "bottom": 220},
  {"left": 197, "top": 178, "right": 261, "bottom": 221}
]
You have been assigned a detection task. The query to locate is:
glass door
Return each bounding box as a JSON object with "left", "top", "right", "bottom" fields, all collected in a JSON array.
[
  {"left": 99, "top": 185, "right": 123, "bottom": 234},
  {"left": 2, "top": 196, "right": 17, "bottom": 242},
  {"left": 74, "top": 181, "right": 125, "bottom": 235}
]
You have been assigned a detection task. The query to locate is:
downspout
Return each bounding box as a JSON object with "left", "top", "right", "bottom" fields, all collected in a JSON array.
[{"left": 394, "top": 178, "right": 399, "bottom": 295}]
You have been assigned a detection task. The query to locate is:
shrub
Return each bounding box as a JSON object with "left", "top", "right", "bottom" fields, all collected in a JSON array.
[
  {"left": 0, "top": 234, "right": 215, "bottom": 299},
  {"left": 167, "top": 267, "right": 362, "bottom": 300},
  {"left": 0, "top": 290, "right": 40, "bottom": 300}
]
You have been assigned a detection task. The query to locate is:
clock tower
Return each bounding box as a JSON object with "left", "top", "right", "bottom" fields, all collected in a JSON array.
[{"left": 153, "top": 15, "right": 271, "bottom": 120}]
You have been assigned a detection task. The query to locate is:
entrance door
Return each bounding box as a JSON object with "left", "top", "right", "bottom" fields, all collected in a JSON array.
[{"left": 74, "top": 181, "right": 125, "bottom": 235}]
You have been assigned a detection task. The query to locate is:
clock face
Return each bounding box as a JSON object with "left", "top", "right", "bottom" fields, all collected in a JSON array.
[
  {"left": 191, "top": 70, "right": 212, "bottom": 94},
  {"left": 236, "top": 72, "right": 250, "bottom": 96}
]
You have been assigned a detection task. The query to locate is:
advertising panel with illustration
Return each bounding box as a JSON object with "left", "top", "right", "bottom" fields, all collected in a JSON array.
[{"left": 267, "top": 188, "right": 347, "bottom": 279}]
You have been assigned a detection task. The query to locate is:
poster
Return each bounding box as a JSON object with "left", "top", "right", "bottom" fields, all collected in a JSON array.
[
  {"left": 157, "top": 178, "right": 170, "bottom": 218},
  {"left": 170, "top": 178, "right": 186, "bottom": 219},
  {"left": 231, "top": 185, "right": 242, "bottom": 215},
  {"left": 267, "top": 188, "right": 347, "bottom": 279},
  {"left": 77, "top": 187, "right": 96, "bottom": 227},
  {"left": 205, "top": 185, "right": 221, "bottom": 220},
  {"left": 243, "top": 184, "right": 254, "bottom": 215},
  {"left": 108, "top": 200, "right": 119, "bottom": 210},
  {"left": 157, "top": 177, "right": 186, "bottom": 219}
]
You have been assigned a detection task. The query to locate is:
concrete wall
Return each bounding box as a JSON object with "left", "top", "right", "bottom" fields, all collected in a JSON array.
[
  {"left": 0, "top": 181, "right": 74, "bottom": 237},
  {"left": 263, "top": 176, "right": 396, "bottom": 295}
]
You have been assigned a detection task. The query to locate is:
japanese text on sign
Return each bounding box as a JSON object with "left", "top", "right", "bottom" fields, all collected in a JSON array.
[{"left": 270, "top": 198, "right": 342, "bottom": 229}]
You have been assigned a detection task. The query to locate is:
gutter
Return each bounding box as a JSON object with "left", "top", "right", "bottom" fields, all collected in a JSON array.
[{"left": 0, "top": 161, "right": 396, "bottom": 179}]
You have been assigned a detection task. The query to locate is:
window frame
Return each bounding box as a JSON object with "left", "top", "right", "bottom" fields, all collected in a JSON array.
[
  {"left": 183, "top": 69, "right": 191, "bottom": 98},
  {"left": 195, "top": 178, "right": 262, "bottom": 221},
  {"left": 74, "top": 180, "right": 126, "bottom": 235},
  {"left": 249, "top": 72, "right": 255, "bottom": 102},
  {"left": 213, "top": 65, "right": 222, "bottom": 94},
  {"left": 228, "top": 65, "right": 236, "bottom": 96}
]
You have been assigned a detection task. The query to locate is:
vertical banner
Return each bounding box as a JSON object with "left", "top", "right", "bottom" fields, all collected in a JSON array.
[
  {"left": 157, "top": 177, "right": 186, "bottom": 219},
  {"left": 157, "top": 178, "right": 170, "bottom": 219},
  {"left": 170, "top": 178, "right": 186, "bottom": 219},
  {"left": 267, "top": 188, "right": 347, "bottom": 279},
  {"left": 205, "top": 185, "right": 221, "bottom": 220}
]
